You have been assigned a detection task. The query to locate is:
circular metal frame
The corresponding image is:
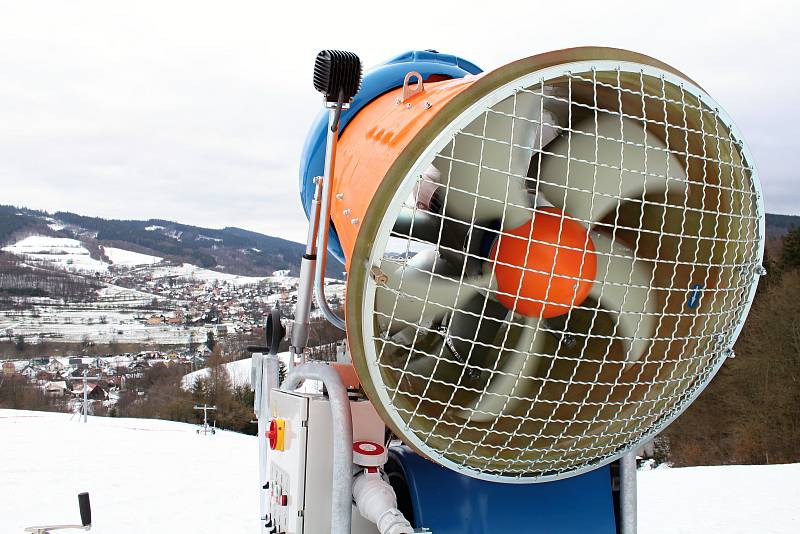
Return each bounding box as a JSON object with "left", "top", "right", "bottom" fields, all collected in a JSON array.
[{"left": 346, "top": 49, "right": 764, "bottom": 483}]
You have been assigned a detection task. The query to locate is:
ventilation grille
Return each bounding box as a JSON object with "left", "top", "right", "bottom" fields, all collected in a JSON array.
[{"left": 361, "top": 63, "right": 762, "bottom": 482}]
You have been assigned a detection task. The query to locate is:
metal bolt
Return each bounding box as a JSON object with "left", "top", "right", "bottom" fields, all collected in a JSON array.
[
  {"left": 423, "top": 101, "right": 432, "bottom": 109},
  {"left": 342, "top": 208, "right": 351, "bottom": 216},
  {"left": 313, "top": 176, "right": 323, "bottom": 184},
  {"left": 756, "top": 264, "right": 767, "bottom": 276},
  {"left": 351, "top": 217, "right": 360, "bottom": 226},
  {"left": 335, "top": 192, "right": 344, "bottom": 200},
  {"left": 370, "top": 266, "right": 388, "bottom": 286},
  {"left": 725, "top": 348, "right": 736, "bottom": 359},
  {"left": 395, "top": 98, "right": 402, "bottom": 106}
]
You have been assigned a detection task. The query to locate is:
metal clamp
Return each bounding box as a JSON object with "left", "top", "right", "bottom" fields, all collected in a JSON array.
[{"left": 402, "top": 71, "right": 425, "bottom": 102}]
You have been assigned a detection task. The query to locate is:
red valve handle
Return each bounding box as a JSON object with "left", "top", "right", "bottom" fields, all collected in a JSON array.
[{"left": 266, "top": 419, "right": 278, "bottom": 449}]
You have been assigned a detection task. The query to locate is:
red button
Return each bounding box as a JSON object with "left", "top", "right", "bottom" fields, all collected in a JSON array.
[{"left": 280, "top": 494, "right": 287, "bottom": 506}]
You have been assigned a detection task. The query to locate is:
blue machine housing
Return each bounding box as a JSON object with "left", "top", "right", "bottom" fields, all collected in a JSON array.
[
  {"left": 385, "top": 447, "right": 618, "bottom": 534},
  {"left": 298, "top": 50, "right": 483, "bottom": 265}
]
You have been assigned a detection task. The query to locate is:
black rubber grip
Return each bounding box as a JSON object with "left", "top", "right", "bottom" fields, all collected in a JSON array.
[{"left": 78, "top": 492, "right": 91, "bottom": 526}]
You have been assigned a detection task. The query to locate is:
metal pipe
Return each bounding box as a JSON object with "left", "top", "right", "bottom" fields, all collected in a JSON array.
[
  {"left": 82, "top": 370, "right": 88, "bottom": 423},
  {"left": 291, "top": 178, "right": 324, "bottom": 365},
  {"left": 305, "top": 177, "right": 323, "bottom": 256},
  {"left": 282, "top": 362, "right": 353, "bottom": 534},
  {"left": 619, "top": 449, "right": 638, "bottom": 534},
  {"left": 313, "top": 107, "right": 346, "bottom": 331}
]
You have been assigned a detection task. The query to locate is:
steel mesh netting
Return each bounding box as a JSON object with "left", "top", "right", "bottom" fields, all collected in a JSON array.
[{"left": 367, "top": 65, "right": 762, "bottom": 481}]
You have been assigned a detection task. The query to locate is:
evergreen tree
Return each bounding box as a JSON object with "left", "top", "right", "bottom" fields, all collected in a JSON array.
[
  {"left": 782, "top": 226, "right": 800, "bottom": 268},
  {"left": 206, "top": 331, "right": 216, "bottom": 352}
]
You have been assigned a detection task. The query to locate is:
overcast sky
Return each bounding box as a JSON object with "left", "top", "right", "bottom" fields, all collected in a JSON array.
[{"left": 0, "top": 1, "right": 796, "bottom": 243}]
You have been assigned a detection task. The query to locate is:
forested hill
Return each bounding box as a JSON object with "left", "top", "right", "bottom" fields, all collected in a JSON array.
[
  {"left": 765, "top": 213, "right": 800, "bottom": 236},
  {"left": 1, "top": 204, "right": 796, "bottom": 277},
  {"left": 0, "top": 205, "right": 344, "bottom": 278}
]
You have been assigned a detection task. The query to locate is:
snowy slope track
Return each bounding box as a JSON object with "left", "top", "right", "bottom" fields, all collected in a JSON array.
[
  {"left": 2, "top": 412, "right": 798, "bottom": 533},
  {"left": 638, "top": 462, "right": 800, "bottom": 534},
  {"left": 0, "top": 409, "right": 257, "bottom": 534}
]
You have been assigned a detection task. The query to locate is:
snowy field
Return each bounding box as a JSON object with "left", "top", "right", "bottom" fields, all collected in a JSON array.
[
  {"left": 147, "top": 262, "right": 266, "bottom": 287},
  {"left": 2, "top": 235, "right": 109, "bottom": 273},
  {"left": 0, "top": 409, "right": 258, "bottom": 534},
  {"left": 102, "top": 246, "right": 163, "bottom": 266},
  {"left": 1, "top": 409, "right": 798, "bottom": 533},
  {"left": 0, "top": 282, "right": 206, "bottom": 345},
  {"left": 638, "top": 462, "right": 800, "bottom": 534}
]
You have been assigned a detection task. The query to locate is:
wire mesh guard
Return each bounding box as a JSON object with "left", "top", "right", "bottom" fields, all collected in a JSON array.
[{"left": 364, "top": 64, "right": 762, "bottom": 482}]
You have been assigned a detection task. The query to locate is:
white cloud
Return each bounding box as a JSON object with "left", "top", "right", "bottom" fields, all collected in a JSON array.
[{"left": 0, "top": 0, "right": 797, "bottom": 243}]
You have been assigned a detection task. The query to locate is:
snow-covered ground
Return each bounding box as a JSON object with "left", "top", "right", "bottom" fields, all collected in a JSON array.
[
  {"left": 0, "top": 409, "right": 257, "bottom": 534},
  {"left": 147, "top": 262, "right": 266, "bottom": 287},
  {"left": 182, "top": 356, "right": 254, "bottom": 388},
  {"left": 638, "top": 462, "right": 800, "bottom": 534},
  {"left": 2, "top": 235, "right": 109, "bottom": 273},
  {"left": 0, "top": 281, "right": 207, "bottom": 345},
  {"left": 0, "top": 306, "right": 208, "bottom": 344},
  {"left": 0, "top": 409, "right": 798, "bottom": 533},
  {"left": 102, "top": 246, "right": 163, "bottom": 266}
]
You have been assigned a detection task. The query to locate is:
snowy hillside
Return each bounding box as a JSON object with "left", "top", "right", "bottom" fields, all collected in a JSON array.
[
  {"left": 147, "top": 262, "right": 266, "bottom": 287},
  {"left": 102, "top": 246, "right": 163, "bottom": 266},
  {"left": 182, "top": 356, "right": 256, "bottom": 388},
  {"left": 0, "top": 234, "right": 304, "bottom": 345},
  {"left": 2, "top": 235, "right": 165, "bottom": 271},
  {"left": 2, "top": 409, "right": 798, "bottom": 533},
  {"left": 2, "top": 235, "right": 109, "bottom": 273},
  {"left": 0, "top": 205, "right": 346, "bottom": 277}
]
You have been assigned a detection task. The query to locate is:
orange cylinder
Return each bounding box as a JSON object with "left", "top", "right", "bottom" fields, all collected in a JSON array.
[{"left": 329, "top": 75, "right": 479, "bottom": 270}]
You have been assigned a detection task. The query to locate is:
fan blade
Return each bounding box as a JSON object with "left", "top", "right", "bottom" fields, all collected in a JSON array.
[
  {"left": 588, "top": 231, "right": 657, "bottom": 362},
  {"left": 537, "top": 114, "right": 687, "bottom": 226},
  {"left": 378, "top": 293, "right": 508, "bottom": 385},
  {"left": 393, "top": 206, "right": 445, "bottom": 244},
  {"left": 445, "top": 294, "right": 511, "bottom": 378},
  {"left": 434, "top": 91, "right": 556, "bottom": 229},
  {"left": 461, "top": 315, "right": 547, "bottom": 422},
  {"left": 375, "top": 249, "right": 492, "bottom": 335}
]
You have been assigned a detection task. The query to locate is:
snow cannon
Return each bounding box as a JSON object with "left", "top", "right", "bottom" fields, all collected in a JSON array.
[{"left": 254, "top": 47, "right": 764, "bottom": 534}]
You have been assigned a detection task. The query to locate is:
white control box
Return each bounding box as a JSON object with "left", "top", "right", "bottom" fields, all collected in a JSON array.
[{"left": 263, "top": 388, "right": 385, "bottom": 534}]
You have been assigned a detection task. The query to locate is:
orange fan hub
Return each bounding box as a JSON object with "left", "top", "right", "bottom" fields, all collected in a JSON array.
[{"left": 490, "top": 208, "right": 596, "bottom": 318}]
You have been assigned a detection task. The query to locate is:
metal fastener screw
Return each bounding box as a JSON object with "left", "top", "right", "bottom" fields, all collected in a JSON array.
[
  {"left": 756, "top": 265, "right": 767, "bottom": 276},
  {"left": 351, "top": 217, "right": 359, "bottom": 226},
  {"left": 335, "top": 193, "right": 344, "bottom": 200},
  {"left": 313, "top": 176, "right": 323, "bottom": 184},
  {"left": 423, "top": 101, "right": 432, "bottom": 109},
  {"left": 370, "top": 266, "right": 388, "bottom": 286},
  {"left": 342, "top": 208, "right": 351, "bottom": 216},
  {"left": 405, "top": 103, "right": 412, "bottom": 109},
  {"left": 395, "top": 98, "right": 402, "bottom": 105}
]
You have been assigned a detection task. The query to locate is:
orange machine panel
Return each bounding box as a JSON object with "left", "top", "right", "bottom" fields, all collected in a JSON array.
[{"left": 330, "top": 75, "right": 479, "bottom": 269}]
